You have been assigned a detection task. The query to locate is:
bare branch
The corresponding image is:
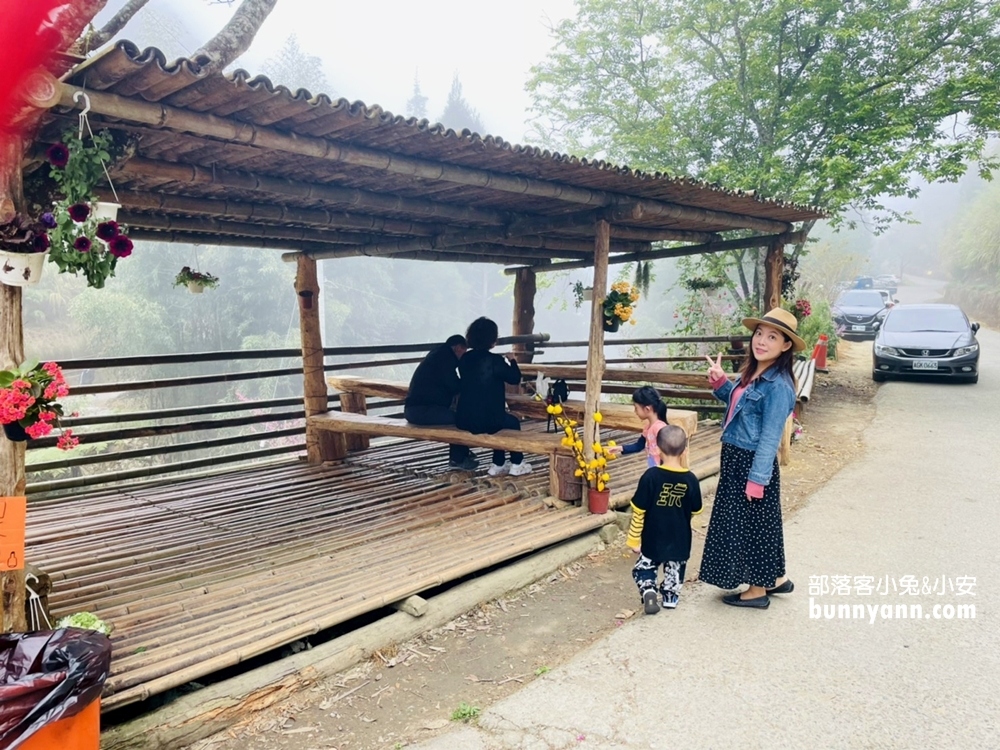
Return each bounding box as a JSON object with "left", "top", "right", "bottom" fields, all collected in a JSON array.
[
  {"left": 89, "top": 0, "right": 153, "bottom": 48},
  {"left": 191, "top": 0, "right": 279, "bottom": 75}
]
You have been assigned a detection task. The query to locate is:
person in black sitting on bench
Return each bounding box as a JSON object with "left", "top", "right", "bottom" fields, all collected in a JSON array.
[
  {"left": 456, "top": 317, "right": 532, "bottom": 478},
  {"left": 403, "top": 334, "right": 477, "bottom": 471}
]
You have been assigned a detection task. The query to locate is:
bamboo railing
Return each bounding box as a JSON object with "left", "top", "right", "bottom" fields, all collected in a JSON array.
[{"left": 27, "top": 333, "right": 738, "bottom": 494}]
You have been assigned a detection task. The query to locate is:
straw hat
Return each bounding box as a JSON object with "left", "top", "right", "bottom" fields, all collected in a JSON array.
[{"left": 741, "top": 307, "right": 806, "bottom": 352}]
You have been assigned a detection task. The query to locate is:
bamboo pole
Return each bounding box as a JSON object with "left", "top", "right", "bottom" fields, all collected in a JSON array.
[
  {"left": 583, "top": 219, "right": 610, "bottom": 511},
  {"left": 1, "top": 136, "right": 27, "bottom": 632},
  {"left": 512, "top": 268, "right": 537, "bottom": 365},
  {"left": 296, "top": 255, "right": 337, "bottom": 463},
  {"left": 505, "top": 230, "right": 807, "bottom": 275},
  {"left": 58, "top": 84, "right": 794, "bottom": 235}
]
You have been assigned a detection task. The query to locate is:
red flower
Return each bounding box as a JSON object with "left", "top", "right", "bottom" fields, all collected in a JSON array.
[
  {"left": 26, "top": 420, "right": 53, "bottom": 439},
  {"left": 57, "top": 430, "right": 80, "bottom": 451},
  {"left": 96, "top": 221, "right": 120, "bottom": 241},
  {"left": 46, "top": 143, "right": 69, "bottom": 168},
  {"left": 68, "top": 203, "right": 91, "bottom": 223},
  {"left": 108, "top": 235, "right": 133, "bottom": 258},
  {"left": 73, "top": 236, "right": 92, "bottom": 252},
  {"left": 32, "top": 232, "right": 50, "bottom": 252}
]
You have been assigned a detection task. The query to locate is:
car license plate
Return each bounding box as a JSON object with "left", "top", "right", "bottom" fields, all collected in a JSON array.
[
  {"left": 912, "top": 360, "right": 938, "bottom": 370},
  {"left": 851, "top": 324, "right": 867, "bottom": 331}
]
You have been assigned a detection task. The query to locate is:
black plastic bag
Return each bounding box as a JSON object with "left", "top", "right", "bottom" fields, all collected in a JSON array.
[{"left": 0, "top": 628, "right": 111, "bottom": 750}]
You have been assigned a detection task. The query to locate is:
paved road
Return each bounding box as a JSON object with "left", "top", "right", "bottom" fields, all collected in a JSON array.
[{"left": 418, "top": 284, "right": 999, "bottom": 749}]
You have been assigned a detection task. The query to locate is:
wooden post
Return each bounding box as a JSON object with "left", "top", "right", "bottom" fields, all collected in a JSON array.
[
  {"left": 582, "top": 220, "right": 610, "bottom": 510},
  {"left": 763, "top": 241, "right": 784, "bottom": 312},
  {"left": 1, "top": 136, "right": 27, "bottom": 632},
  {"left": 296, "top": 255, "right": 342, "bottom": 462},
  {"left": 338, "top": 391, "right": 370, "bottom": 451},
  {"left": 511, "top": 267, "right": 537, "bottom": 364}
]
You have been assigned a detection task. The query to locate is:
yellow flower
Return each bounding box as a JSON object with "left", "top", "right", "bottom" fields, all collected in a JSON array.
[
  {"left": 601, "top": 472, "right": 610, "bottom": 482},
  {"left": 564, "top": 426, "right": 574, "bottom": 437},
  {"left": 597, "top": 481, "right": 606, "bottom": 491},
  {"left": 630, "top": 319, "right": 637, "bottom": 325},
  {"left": 592, "top": 442, "right": 602, "bottom": 452},
  {"left": 568, "top": 420, "right": 577, "bottom": 427},
  {"left": 597, "top": 457, "right": 607, "bottom": 467},
  {"left": 587, "top": 472, "right": 596, "bottom": 481},
  {"left": 574, "top": 469, "right": 584, "bottom": 477},
  {"left": 552, "top": 404, "right": 563, "bottom": 415},
  {"left": 575, "top": 440, "right": 583, "bottom": 450},
  {"left": 546, "top": 404, "right": 555, "bottom": 414},
  {"left": 593, "top": 412, "right": 603, "bottom": 423},
  {"left": 607, "top": 440, "right": 617, "bottom": 447}
]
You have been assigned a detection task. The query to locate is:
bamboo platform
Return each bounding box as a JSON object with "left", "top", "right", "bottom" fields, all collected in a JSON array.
[{"left": 25, "top": 421, "right": 721, "bottom": 711}]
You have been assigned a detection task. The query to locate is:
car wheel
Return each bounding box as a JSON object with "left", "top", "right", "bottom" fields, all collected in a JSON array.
[{"left": 872, "top": 371, "right": 887, "bottom": 382}]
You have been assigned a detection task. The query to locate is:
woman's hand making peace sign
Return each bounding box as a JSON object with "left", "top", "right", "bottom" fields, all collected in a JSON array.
[{"left": 705, "top": 353, "right": 726, "bottom": 384}]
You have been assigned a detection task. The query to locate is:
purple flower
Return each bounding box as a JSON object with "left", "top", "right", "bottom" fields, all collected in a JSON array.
[
  {"left": 96, "top": 221, "right": 119, "bottom": 241},
  {"left": 46, "top": 143, "right": 69, "bottom": 168},
  {"left": 32, "top": 233, "right": 50, "bottom": 252},
  {"left": 73, "top": 236, "right": 92, "bottom": 252},
  {"left": 108, "top": 235, "right": 133, "bottom": 258},
  {"left": 40, "top": 212, "right": 56, "bottom": 229},
  {"left": 68, "top": 203, "right": 91, "bottom": 223}
]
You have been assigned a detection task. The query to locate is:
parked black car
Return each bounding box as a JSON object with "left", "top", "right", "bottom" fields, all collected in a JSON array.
[
  {"left": 833, "top": 290, "right": 890, "bottom": 338},
  {"left": 872, "top": 304, "right": 980, "bottom": 383}
]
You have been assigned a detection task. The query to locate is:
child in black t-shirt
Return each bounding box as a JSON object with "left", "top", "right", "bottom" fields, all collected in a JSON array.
[{"left": 626, "top": 425, "right": 703, "bottom": 613}]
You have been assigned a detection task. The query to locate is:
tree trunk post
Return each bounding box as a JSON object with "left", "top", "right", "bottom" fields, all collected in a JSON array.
[
  {"left": 582, "top": 220, "right": 610, "bottom": 510},
  {"left": 295, "top": 255, "right": 340, "bottom": 463},
  {"left": 511, "top": 267, "right": 536, "bottom": 365},
  {"left": 1, "top": 137, "right": 27, "bottom": 633},
  {"left": 763, "top": 241, "right": 785, "bottom": 311}
]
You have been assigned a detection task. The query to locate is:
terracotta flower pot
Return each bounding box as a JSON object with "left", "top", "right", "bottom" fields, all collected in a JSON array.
[
  {"left": 1, "top": 251, "right": 48, "bottom": 287},
  {"left": 602, "top": 317, "right": 620, "bottom": 333},
  {"left": 3, "top": 421, "right": 30, "bottom": 442},
  {"left": 587, "top": 487, "right": 610, "bottom": 514}
]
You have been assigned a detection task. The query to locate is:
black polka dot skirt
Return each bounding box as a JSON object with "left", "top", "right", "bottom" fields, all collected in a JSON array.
[{"left": 698, "top": 443, "right": 786, "bottom": 590}]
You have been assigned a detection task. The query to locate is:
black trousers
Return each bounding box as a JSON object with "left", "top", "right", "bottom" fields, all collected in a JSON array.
[
  {"left": 492, "top": 413, "right": 523, "bottom": 466},
  {"left": 403, "top": 404, "right": 470, "bottom": 464}
]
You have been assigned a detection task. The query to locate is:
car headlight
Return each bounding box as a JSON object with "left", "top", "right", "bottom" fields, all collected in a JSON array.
[
  {"left": 874, "top": 344, "right": 900, "bottom": 356},
  {"left": 953, "top": 344, "right": 979, "bottom": 356}
]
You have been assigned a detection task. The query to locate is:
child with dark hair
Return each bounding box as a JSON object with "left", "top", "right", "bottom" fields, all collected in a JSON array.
[
  {"left": 626, "top": 424, "right": 703, "bottom": 613},
  {"left": 456, "top": 317, "right": 532, "bottom": 477},
  {"left": 609, "top": 385, "right": 669, "bottom": 467}
]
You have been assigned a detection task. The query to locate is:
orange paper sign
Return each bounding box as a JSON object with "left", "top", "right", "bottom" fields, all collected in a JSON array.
[{"left": 0, "top": 496, "right": 26, "bottom": 571}]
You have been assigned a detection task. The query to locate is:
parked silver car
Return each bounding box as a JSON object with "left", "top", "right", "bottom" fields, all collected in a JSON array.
[{"left": 872, "top": 304, "right": 980, "bottom": 384}]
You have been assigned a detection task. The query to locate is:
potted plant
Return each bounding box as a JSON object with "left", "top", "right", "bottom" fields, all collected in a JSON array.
[
  {"left": 571, "top": 281, "right": 594, "bottom": 308},
  {"left": 546, "top": 405, "right": 617, "bottom": 513},
  {"left": 0, "top": 360, "right": 79, "bottom": 448},
  {"left": 602, "top": 281, "right": 640, "bottom": 332},
  {"left": 173, "top": 266, "right": 220, "bottom": 294},
  {"left": 45, "top": 130, "right": 134, "bottom": 289},
  {"left": 0, "top": 212, "right": 54, "bottom": 286}
]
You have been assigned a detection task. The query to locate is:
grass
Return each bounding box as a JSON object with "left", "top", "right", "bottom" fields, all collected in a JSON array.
[{"left": 451, "top": 702, "right": 481, "bottom": 723}]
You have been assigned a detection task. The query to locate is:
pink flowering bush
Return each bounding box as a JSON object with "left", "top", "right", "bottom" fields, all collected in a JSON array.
[{"left": 0, "top": 361, "right": 78, "bottom": 449}]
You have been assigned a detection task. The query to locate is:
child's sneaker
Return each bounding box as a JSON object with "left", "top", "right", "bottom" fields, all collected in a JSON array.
[
  {"left": 662, "top": 593, "right": 679, "bottom": 609},
  {"left": 487, "top": 461, "right": 511, "bottom": 477},
  {"left": 509, "top": 462, "right": 533, "bottom": 477},
  {"left": 642, "top": 589, "right": 660, "bottom": 615}
]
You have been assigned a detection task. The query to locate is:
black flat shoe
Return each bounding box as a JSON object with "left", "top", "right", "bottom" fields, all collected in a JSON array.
[
  {"left": 766, "top": 579, "right": 794, "bottom": 595},
  {"left": 722, "top": 593, "right": 770, "bottom": 609}
]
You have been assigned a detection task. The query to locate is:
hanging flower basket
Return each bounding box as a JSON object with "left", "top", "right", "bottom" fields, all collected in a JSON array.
[
  {"left": 174, "top": 266, "right": 220, "bottom": 293},
  {"left": 93, "top": 202, "right": 120, "bottom": 221},
  {"left": 1, "top": 250, "right": 49, "bottom": 287},
  {"left": 603, "top": 317, "right": 620, "bottom": 333}
]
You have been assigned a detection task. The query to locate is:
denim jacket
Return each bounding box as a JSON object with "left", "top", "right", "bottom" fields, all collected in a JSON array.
[{"left": 712, "top": 366, "right": 796, "bottom": 486}]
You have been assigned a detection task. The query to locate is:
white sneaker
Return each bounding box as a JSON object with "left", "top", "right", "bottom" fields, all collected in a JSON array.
[
  {"left": 509, "top": 462, "right": 533, "bottom": 477},
  {"left": 487, "top": 461, "right": 511, "bottom": 477}
]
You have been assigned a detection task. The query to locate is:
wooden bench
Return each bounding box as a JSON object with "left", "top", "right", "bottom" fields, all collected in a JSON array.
[
  {"left": 778, "top": 358, "right": 819, "bottom": 465},
  {"left": 323, "top": 376, "right": 699, "bottom": 484},
  {"left": 307, "top": 410, "right": 582, "bottom": 501}
]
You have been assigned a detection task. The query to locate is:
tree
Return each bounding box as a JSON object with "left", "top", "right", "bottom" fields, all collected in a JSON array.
[
  {"left": 530, "top": 0, "right": 1000, "bottom": 231},
  {"left": 262, "top": 34, "right": 334, "bottom": 96},
  {"left": 406, "top": 74, "right": 429, "bottom": 119},
  {"left": 438, "top": 75, "right": 486, "bottom": 134},
  {"left": 529, "top": 0, "right": 1000, "bottom": 311}
]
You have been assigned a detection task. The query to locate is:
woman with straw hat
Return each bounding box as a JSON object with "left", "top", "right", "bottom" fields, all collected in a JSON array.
[{"left": 699, "top": 308, "right": 804, "bottom": 609}]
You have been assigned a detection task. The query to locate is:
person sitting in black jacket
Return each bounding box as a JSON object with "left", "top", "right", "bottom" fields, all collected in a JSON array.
[
  {"left": 456, "top": 317, "right": 532, "bottom": 478},
  {"left": 404, "top": 335, "right": 476, "bottom": 470}
]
